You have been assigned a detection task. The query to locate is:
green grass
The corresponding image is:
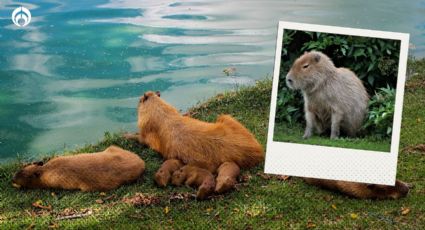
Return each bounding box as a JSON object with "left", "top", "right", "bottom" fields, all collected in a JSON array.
[
  {"left": 274, "top": 123, "right": 391, "bottom": 152},
  {"left": 1, "top": 62, "right": 425, "bottom": 229}
]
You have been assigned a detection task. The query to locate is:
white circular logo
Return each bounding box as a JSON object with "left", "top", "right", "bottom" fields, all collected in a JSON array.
[{"left": 11, "top": 6, "right": 32, "bottom": 27}]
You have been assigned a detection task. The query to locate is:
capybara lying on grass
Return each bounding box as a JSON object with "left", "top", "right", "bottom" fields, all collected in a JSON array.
[
  {"left": 125, "top": 91, "right": 263, "bottom": 196},
  {"left": 171, "top": 165, "right": 216, "bottom": 199},
  {"left": 303, "top": 178, "right": 409, "bottom": 199},
  {"left": 12, "top": 145, "right": 145, "bottom": 192}
]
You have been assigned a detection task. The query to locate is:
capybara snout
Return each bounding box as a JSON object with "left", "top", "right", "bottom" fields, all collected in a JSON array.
[{"left": 12, "top": 163, "right": 43, "bottom": 189}]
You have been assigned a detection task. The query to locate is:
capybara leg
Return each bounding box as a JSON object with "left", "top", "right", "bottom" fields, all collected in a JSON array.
[
  {"left": 314, "top": 121, "right": 324, "bottom": 135},
  {"left": 215, "top": 162, "right": 240, "bottom": 193},
  {"left": 330, "top": 111, "right": 343, "bottom": 139},
  {"left": 303, "top": 110, "right": 316, "bottom": 139},
  {"left": 79, "top": 184, "right": 94, "bottom": 192},
  {"left": 155, "top": 159, "right": 183, "bottom": 187},
  {"left": 185, "top": 174, "right": 198, "bottom": 187}
]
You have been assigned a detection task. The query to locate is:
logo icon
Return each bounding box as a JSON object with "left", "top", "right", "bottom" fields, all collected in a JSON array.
[{"left": 11, "top": 6, "right": 31, "bottom": 27}]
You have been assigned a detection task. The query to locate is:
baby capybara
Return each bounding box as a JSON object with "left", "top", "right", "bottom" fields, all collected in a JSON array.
[
  {"left": 125, "top": 91, "right": 263, "bottom": 192},
  {"left": 286, "top": 51, "right": 369, "bottom": 139},
  {"left": 215, "top": 162, "right": 240, "bottom": 193},
  {"left": 171, "top": 165, "right": 216, "bottom": 199},
  {"left": 303, "top": 178, "right": 409, "bottom": 199},
  {"left": 155, "top": 159, "right": 183, "bottom": 187},
  {"left": 12, "top": 146, "right": 145, "bottom": 191}
]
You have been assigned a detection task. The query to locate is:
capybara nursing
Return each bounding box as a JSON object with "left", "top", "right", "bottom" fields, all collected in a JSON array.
[
  {"left": 303, "top": 178, "right": 409, "bottom": 199},
  {"left": 132, "top": 91, "right": 264, "bottom": 171},
  {"left": 155, "top": 159, "right": 183, "bottom": 187},
  {"left": 215, "top": 162, "right": 240, "bottom": 193},
  {"left": 286, "top": 51, "right": 369, "bottom": 139},
  {"left": 12, "top": 146, "right": 145, "bottom": 191},
  {"left": 172, "top": 165, "right": 216, "bottom": 199}
]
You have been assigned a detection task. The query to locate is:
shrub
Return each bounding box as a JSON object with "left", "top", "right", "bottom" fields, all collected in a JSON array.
[
  {"left": 276, "top": 86, "right": 303, "bottom": 125},
  {"left": 362, "top": 86, "right": 395, "bottom": 138}
]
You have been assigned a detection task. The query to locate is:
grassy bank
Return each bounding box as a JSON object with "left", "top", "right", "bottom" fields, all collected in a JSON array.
[{"left": 1, "top": 61, "right": 425, "bottom": 228}]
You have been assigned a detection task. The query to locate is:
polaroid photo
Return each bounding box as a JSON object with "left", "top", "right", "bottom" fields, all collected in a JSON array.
[{"left": 265, "top": 21, "right": 409, "bottom": 185}]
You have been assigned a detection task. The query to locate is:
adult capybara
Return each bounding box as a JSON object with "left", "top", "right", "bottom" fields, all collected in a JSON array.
[
  {"left": 171, "top": 165, "right": 216, "bottom": 199},
  {"left": 126, "top": 91, "right": 264, "bottom": 172},
  {"left": 303, "top": 178, "right": 409, "bottom": 199},
  {"left": 285, "top": 51, "right": 369, "bottom": 139},
  {"left": 155, "top": 159, "right": 183, "bottom": 187},
  {"left": 12, "top": 146, "right": 145, "bottom": 191},
  {"left": 215, "top": 162, "right": 240, "bottom": 193}
]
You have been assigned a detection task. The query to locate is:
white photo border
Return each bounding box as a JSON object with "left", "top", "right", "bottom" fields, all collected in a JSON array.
[{"left": 264, "top": 21, "right": 409, "bottom": 185}]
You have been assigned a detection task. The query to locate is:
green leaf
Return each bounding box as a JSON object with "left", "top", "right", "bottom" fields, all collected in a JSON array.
[
  {"left": 353, "top": 49, "right": 365, "bottom": 58},
  {"left": 341, "top": 48, "right": 346, "bottom": 56},
  {"left": 367, "top": 62, "right": 375, "bottom": 72},
  {"left": 368, "top": 75, "right": 375, "bottom": 86}
]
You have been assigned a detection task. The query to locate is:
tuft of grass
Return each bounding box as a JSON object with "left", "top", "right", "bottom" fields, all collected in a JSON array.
[{"left": 1, "top": 65, "right": 425, "bottom": 229}]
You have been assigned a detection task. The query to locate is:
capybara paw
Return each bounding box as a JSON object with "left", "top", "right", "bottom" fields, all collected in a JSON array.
[
  {"left": 215, "top": 177, "right": 236, "bottom": 193},
  {"left": 196, "top": 185, "right": 214, "bottom": 200},
  {"left": 154, "top": 171, "right": 170, "bottom": 187},
  {"left": 330, "top": 134, "right": 339, "bottom": 139},
  {"left": 302, "top": 132, "right": 312, "bottom": 139}
]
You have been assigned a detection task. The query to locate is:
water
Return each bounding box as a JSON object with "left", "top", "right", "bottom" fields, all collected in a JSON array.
[{"left": 0, "top": 0, "right": 424, "bottom": 161}]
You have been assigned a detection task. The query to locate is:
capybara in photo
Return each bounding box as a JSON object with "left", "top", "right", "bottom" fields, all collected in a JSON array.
[
  {"left": 12, "top": 146, "right": 145, "bottom": 191},
  {"left": 285, "top": 51, "right": 369, "bottom": 139},
  {"left": 171, "top": 165, "right": 216, "bottom": 199},
  {"left": 155, "top": 159, "right": 183, "bottom": 187},
  {"left": 303, "top": 178, "right": 409, "bottom": 199},
  {"left": 127, "top": 91, "right": 264, "bottom": 172},
  {"left": 215, "top": 162, "right": 240, "bottom": 193}
]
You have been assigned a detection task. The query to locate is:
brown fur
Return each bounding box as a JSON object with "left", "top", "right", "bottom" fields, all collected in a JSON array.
[
  {"left": 171, "top": 165, "right": 215, "bottom": 199},
  {"left": 303, "top": 178, "right": 409, "bottom": 199},
  {"left": 215, "top": 162, "right": 240, "bottom": 193},
  {"left": 286, "top": 51, "right": 369, "bottom": 139},
  {"left": 12, "top": 146, "right": 145, "bottom": 192},
  {"left": 154, "top": 159, "right": 183, "bottom": 187},
  {"left": 132, "top": 91, "right": 264, "bottom": 172}
]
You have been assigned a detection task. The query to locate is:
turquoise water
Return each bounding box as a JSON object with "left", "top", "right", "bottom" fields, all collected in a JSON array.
[{"left": 0, "top": 0, "right": 424, "bottom": 161}]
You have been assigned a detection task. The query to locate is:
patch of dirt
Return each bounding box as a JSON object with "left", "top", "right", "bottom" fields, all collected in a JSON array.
[{"left": 122, "top": 193, "right": 160, "bottom": 206}]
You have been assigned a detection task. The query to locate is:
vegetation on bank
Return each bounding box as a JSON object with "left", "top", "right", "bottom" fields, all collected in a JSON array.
[{"left": 0, "top": 60, "right": 424, "bottom": 228}]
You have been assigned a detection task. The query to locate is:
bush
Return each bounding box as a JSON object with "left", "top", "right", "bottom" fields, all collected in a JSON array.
[
  {"left": 275, "top": 29, "right": 400, "bottom": 138},
  {"left": 362, "top": 86, "right": 395, "bottom": 138},
  {"left": 276, "top": 86, "right": 303, "bottom": 125}
]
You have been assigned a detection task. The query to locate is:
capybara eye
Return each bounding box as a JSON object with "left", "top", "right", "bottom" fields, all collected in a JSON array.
[{"left": 303, "top": 64, "right": 309, "bottom": 69}]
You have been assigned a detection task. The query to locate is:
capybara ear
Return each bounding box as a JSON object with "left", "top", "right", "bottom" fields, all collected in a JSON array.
[
  {"left": 156, "top": 91, "right": 161, "bottom": 97},
  {"left": 34, "top": 161, "right": 44, "bottom": 166},
  {"left": 313, "top": 53, "right": 321, "bottom": 63},
  {"left": 142, "top": 92, "right": 149, "bottom": 102}
]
